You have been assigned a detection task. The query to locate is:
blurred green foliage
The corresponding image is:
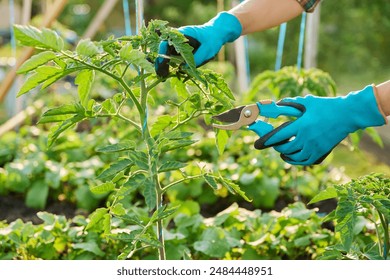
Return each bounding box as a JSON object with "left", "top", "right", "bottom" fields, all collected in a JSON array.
[
  {"left": 3, "top": 0, "right": 390, "bottom": 88},
  {"left": 0, "top": 122, "right": 113, "bottom": 211},
  {"left": 245, "top": 0, "right": 390, "bottom": 83},
  {"left": 146, "top": 0, "right": 390, "bottom": 86},
  {"left": 0, "top": 202, "right": 336, "bottom": 260}
]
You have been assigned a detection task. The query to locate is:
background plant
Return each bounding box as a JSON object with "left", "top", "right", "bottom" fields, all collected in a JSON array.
[
  {"left": 310, "top": 173, "right": 390, "bottom": 260},
  {"left": 0, "top": 123, "right": 114, "bottom": 211},
  {"left": 0, "top": 202, "right": 335, "bottom": 260}
]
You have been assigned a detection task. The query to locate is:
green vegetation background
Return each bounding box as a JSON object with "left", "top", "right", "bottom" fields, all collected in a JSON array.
[
  {"left": 2, "top": 0, "right": 390, "bottom": 173},
  {"left": 36, "top": 0, "right": 389, "bottom": 90},
  {"left": 2, "top": 0, "right": 390, "bottom": 109}
]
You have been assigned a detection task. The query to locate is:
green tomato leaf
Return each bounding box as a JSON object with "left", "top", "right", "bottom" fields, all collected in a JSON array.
[
  {"left": 160, "top": 139, "right": 197, "bottom": 153},
  {"left": 119, "top": 42, "right": 133, "bottom": 58},
  {"left": 47, "top": 113, "right": 86, "bottom": 147},
  {"left": 215, "top": 129, "right": 229, "bottom": 155},
  {"left": 85, "top": 208, "right": 108, "bottom": 231},
  {"left": 14, "top": 24, "right": 64, "bottom": 51},
  {"left": 76, "top": 39, "right": 101, "bottom": 57},
  {"left": 170, "top": 77, "right": 190, "bottom": 99},
  {"left": 118, "top": 173, "right": 149, "bottom": 197},
  {"left": 373, "top": 200, "right": 390, "bottom": 220},
  {"left": 101, "top": 98, "right": 116, "bottom": 114},
  {"left": 17, "top": 66, "right": 64, "bottom": 96},
  {"left": 168, "top": 29, "right": 195, "bottom": 70},
  {"left": 364, "top": 127, "right": 384, "bottom": 148},
  {"left": 155, "top": 205, "right": 179, "bottom": 222},
  {"left": 158, "top": 160, "right": 187, "bottom": 173},
  {"left": 160, "top": 131, "right": 193, "bottom": 142},
  {"left": 38, "top": 103, "right": 85, "bottom": 124},
  {"left": 150, "top": 115, "right": 173, "bottom": 138},
  {"left": 17, "top": 51, "right": 57, "bottom": 73},
  {"left": 96, "top": 141, "right": 136, "bottom": 153},
  {"left": 203, "top": 70, "right": 235, "bottom": 101},
  {"left": 219, "top": 176, "right": 251, "bottom": 202},
  {"left": 335, "top": 199, "right": 357, "bottom": 251},
  {"left": 75, "top": 69, "right": 95, "bottom": 107},
  {"left": 111, "top": 203, "right": 126, "bottom": 216},
  {"left": 97, "top": 159, "right": 133, "bottom": 180},
  {"left": 120, "top": 43, "right": 154, "bottom": 73},
  {"left": 138, "top": 234, "right": 162, "bottom": 248},
  {"left": 204, "top": 174, "right": 218, "bottom": 190},
  {"left": 142, "top": 178, "right": 156, "bottom": 211},
  {"left": 103, "top": 213, "right": 111, "bottom": 235},
  {"left": 90, "top": 181, "right": 115, "bottom": 195},
  {"left": 309, "top": 186, "right": 338, "bottom": 204},
  {"left": 40, "top": 66, "right": 86, "bottom": 90},
  {"left": 123, "top": 173, "right": 146, "bottom": 188},
  {"left": 128, "top": 151, "right": 149, "bottom": 171}
]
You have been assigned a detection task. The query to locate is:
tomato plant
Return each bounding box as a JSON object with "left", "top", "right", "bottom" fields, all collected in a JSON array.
[{"left": 13, "top": 21, "right": 252, "bottom": 260}]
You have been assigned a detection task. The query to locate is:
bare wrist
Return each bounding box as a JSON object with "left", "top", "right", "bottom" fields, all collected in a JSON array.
[{"left": 374, "top": 81, "right": 390, "bottom": 117}]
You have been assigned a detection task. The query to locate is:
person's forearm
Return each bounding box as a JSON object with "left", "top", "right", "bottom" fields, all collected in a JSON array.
[
  {"left": 376, "top": 80, "right": 390, "bottom": 116},
  {"left": 229, "top": 0, "right": 304, "bottom": 35}
]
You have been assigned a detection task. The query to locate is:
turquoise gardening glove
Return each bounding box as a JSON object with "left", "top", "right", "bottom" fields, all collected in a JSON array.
[
  {"left": 255, "top": 85, "right": 387, "bottom": 165},
  {"left": 155, "top": 12, "right": 242, "bottom": 77}
]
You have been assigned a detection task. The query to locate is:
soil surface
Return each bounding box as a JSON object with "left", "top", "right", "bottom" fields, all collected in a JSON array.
[{"left": 0, "top": 193, "right": 79, "bottom": 224}]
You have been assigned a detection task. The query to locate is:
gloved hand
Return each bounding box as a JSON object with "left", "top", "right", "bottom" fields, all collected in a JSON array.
[
  {"left": 255, "top": 85, "right": 387, "bottom": 165},
  {"left": 155, "top": 12, "right": 242, "bottom": 77}
]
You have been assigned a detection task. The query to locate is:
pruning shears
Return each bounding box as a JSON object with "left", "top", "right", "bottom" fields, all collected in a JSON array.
[{"left": 212, "top": 100, "right": 305, "bottom": 149}]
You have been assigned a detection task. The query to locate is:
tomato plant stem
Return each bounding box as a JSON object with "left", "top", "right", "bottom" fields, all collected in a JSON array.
[
  {"left": 162, "top": 174, "right": 205, "bottom": 193},
  {"left": 378, "top": 211, "right": 389, "bottom": 259},
  {"left": 156, "top": 185, "right": 166, "bottom": 260},
  {"left": 138, "top": 65, "right": 166, "bottom": 260},
  {"left": 60, "top": 50, "right": 144, "bottom": 116},
  {"left": 98, "top": 113, "right": 141, "bottom": 132}
]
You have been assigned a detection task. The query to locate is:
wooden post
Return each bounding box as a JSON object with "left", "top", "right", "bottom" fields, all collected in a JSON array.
[
  {"left": 135, "top": 0, "right": 144, "bottom": 33},
  {"left": 0, "top": 0, "right": 68, "bottom": 104},
  {"left": 304, "top": 3, "right": 321, "bottom": 69},
  {"left": 0, "top": 100, "right": 44, "bottom": 137},
  {"left": 234, "top": 36, "right": 249, "bottom": 93},
  {"left": 217, "top": 0, "right": 225, "bottom": 62},
  {"left": 14, "top": 0, "right": 33, "bottom": 114},
  {"left": 81, "top": 0, "right": 119, "bottom": 39},
  {"left": 232, "top": 0, "right": 249, "bottom": 93},
  {"left": 22, "top": 0, "right": 32, "bottom": 25},
  {"left": 5, "top": 0, "right": 18, "bottom": 117}
]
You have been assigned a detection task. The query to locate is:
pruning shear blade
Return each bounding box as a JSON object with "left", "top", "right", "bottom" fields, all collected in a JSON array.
[{"left": 212, "top": 104, "right": 260, "bottom": 130}]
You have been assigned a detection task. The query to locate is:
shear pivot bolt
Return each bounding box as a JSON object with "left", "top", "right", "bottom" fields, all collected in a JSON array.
[{"left": 244, "top": 110, "right": 252, "bottom": 118}]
